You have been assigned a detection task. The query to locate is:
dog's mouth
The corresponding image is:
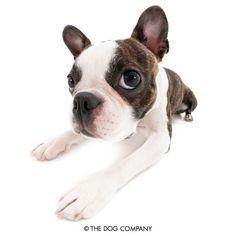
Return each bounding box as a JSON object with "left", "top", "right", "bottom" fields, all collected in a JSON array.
[
  {"left": 72, "top": 119, "right": 98, "bottom": 138},
  {"left": 80, "top": 128, "right": 96, "bottom": 138}
]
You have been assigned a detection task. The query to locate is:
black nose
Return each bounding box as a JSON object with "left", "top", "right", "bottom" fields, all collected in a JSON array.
[{"left": 73, "top": 92, "right": 101, "bottom": 122}]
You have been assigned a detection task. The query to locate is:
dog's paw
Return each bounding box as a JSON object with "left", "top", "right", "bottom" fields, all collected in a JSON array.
[
  {"left": 31, "top": 139, "right": 71, "bottom": 161},
  {"left": 184, "top": 113, "right": 193, "bottom": 122},
  {"left": 56, "top": 173, "right": 118, "bottom": 221}
]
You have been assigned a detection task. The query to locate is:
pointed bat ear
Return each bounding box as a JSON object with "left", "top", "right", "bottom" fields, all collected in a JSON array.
[
  {"left": 63, "top": 25, "right": 91, "bottom": 58},
  {"left": 131, "top": 6, "right": 169, "bottom": 61}
]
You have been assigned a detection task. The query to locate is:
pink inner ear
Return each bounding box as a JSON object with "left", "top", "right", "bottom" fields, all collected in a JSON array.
[
  {"left": 68, "top": 37, "right": 84, "bottom": 56},
  {"left": 144, "top": 22, "right": 161, "bottom": 54},
  {"left": 144, "top": 22, "right": 159, "bottom": 37},
  {"left": 146, "top": 36, "right": 158, "bottom": 53},
  {"left": 73, "top": 38, "right": 83, "bottom": 50}
]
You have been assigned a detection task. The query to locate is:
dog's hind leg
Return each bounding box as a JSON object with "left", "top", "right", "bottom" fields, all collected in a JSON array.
[{"left": 182, "top": 87, "right": 198, "bottom": 122}]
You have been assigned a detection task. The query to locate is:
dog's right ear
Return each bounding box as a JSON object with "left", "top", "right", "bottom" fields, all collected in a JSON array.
[{"left": 63, "top": 25, "right": 91, "bottom": 58}]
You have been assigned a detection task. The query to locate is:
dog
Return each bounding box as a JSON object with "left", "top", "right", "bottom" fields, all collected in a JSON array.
[{"left": 31, "top": 6, "right": 197, "bottom": 221}]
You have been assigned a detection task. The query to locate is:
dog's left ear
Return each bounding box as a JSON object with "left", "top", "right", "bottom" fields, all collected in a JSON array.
[
  {"left": 63, "top": 25, "right": 91, "bottom": 58},
  {"left": 131, "top": 6, "right": 169, "bottom": 61}
]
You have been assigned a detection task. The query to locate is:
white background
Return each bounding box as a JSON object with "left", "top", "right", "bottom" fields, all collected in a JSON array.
[{"left": 0, "top": 0, "right": 236, "bottom": 235}]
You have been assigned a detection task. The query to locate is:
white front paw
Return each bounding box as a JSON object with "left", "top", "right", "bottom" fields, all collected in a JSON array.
[
  {"left": 56, "top": 173, "right": 118, "bottom": 221},
  {"left": 31, "top": 139, "right": 71, "bottom": 161}
]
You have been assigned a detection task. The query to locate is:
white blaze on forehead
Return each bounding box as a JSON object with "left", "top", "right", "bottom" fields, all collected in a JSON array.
[{"left": 75, "top": 41, "right": 118, "bottom": 85}]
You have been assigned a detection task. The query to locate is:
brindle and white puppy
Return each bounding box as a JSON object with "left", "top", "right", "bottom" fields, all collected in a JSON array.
[{"left": 32, "top": 6, "right": 197, "bottom": 221}]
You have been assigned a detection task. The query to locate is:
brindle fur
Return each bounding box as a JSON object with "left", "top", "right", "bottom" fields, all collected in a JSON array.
[
  {"left": 165, "top": 68, "right": 197, "bottom": 137},
  {"left": 106, "top": 38, "right": 158, "bottom": 119},
  {"left": 130, "top": 6, "right": 197, "bottom": 137}
]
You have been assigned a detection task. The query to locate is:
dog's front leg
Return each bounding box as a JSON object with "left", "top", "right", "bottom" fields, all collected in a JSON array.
[
  {"left": 56, "top": 119, "right": 170, "bottom": 221},
  {"left": 31, "top": 130, "right": 85, "bottom": 161},
  {"left": 112, "top": 130, "right": 170, "bottom": 188}
]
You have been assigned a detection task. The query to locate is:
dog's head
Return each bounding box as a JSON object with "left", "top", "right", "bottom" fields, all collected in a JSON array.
[{"left": 63, "top": 6, "right": 169, "bottom": 142}]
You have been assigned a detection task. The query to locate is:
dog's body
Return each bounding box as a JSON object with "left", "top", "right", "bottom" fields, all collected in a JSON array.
[{"left": 32, "top": 6, "right": 197, "bottom": 221}]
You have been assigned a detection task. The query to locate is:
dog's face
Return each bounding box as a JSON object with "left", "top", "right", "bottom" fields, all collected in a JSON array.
[{"left": 63, "top": 6, "right": 169, "bottom": 142}]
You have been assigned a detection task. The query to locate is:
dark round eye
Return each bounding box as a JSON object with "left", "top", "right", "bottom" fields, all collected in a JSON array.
[
  {"left": 67, "top": 75, "right": 75, "bottom": 88},
  {"left": 119, "top": 70, "right": 141, "bottom": 90}
]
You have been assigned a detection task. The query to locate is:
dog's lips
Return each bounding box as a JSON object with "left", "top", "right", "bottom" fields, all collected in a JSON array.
[
  {"left": 80, "top": 128, "right": 97, "bottom": 138},
  {"left": 72, "top": 120, "right": 99, "bottom": 139}
]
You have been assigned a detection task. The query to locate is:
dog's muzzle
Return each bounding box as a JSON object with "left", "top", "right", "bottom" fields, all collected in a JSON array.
[{"left": 73, "top": 92, "right": 101, "bottom": 124}]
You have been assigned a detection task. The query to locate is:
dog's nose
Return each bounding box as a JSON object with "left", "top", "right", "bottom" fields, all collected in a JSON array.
[{"left": 73, "top": 92, "right": 101, "bottom": 122}]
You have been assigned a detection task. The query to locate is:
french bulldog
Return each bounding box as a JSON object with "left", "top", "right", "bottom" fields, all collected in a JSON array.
[{"left": 31, "top": 6, "right": 197, "bottom": 221}]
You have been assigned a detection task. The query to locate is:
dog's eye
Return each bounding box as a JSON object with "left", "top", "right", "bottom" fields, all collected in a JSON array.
[
  {"left": 67, "top": 75, "right": 75, "bottom": 88},
  {"left": 119, "top": 70, "right": 141, "bottom": 90}
]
